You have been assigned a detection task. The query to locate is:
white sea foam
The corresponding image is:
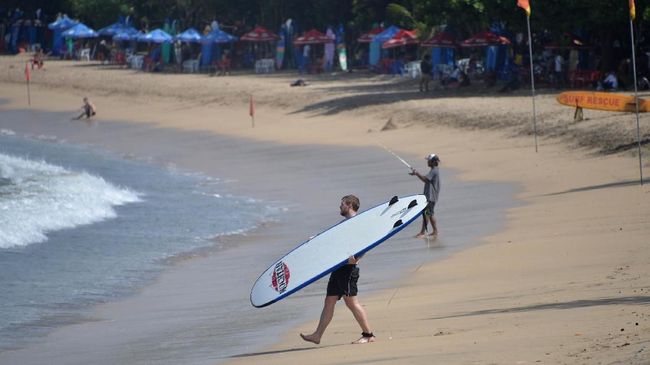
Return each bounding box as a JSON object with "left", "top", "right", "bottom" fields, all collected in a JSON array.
[{"left": 0, "top": 153, "right": 141, "bottom": 249}]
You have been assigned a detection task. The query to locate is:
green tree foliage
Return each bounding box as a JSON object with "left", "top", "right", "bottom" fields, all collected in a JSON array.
[{"left": 8, "top": 0, "right": 648, "bottom": 47}]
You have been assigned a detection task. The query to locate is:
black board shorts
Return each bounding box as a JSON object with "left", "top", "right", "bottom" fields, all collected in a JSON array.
[
  {"left": 424, "top": 201, "right": 435, "bottom": 216},
  {"left": 327, "top": 265, "right": 359, "bottom": 299}
]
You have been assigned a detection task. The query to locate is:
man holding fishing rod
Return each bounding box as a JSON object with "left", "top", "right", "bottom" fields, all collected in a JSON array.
[{"left": 409, "top": 153, "right": 441, "bottom": 238}]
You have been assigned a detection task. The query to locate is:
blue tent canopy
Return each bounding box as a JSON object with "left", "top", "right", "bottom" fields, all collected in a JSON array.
[
  {"left": 175, "top": 28, "right": 202, "bottom": 43},
  {"left": 113, "top": 29, "right": 142, "bottom": 42},
  {"left": 48, "top": 15, "right": 78, "bottom": 30},
  {"left": 138, "top": 29, "right": 172, "bottom": 43},
  {"left": 201, "top": 28, "right": 238, "bottom": 44},
  {"left": 62, "top": 23, "right": 98, "bottom": 39}
]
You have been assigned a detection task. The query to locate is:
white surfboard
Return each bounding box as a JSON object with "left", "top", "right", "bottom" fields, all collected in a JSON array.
[{"left": 250, "top": 194, "right": 427, "bottom": 308}]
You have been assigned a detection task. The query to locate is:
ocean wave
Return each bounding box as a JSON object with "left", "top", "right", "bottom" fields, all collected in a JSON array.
[{"left": 0, "top": 153, "right": 141, "bottom": 249}]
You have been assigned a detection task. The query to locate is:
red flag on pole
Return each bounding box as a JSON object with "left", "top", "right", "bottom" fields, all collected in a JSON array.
[
  {"left": 630, "top": 0, "right": 636, "bottom": 20},
  {"left": 25, "top": 61, "right": 31, "bottom": 106},
  {"left": 517, "top": 0, "right": 531, "bottom": 16}
]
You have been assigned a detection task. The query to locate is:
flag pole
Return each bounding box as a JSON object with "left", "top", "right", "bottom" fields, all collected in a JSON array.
[
  {"left": 629, "top": 17, "right": 644, "bottom": 185},
  {"left": 249, "top": 94, "right": 255, "bottom": 128},
  {"left": 525, "top": 14, "right": 538, "bottom": 152},
  {"left": 25, "top": 62, "right": 31, "bottom": 107}
]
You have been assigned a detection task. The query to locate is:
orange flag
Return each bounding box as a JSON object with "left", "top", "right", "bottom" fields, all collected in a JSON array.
[
  {"left": 630, "top": 0, "right": 636, "bottom": 20},
  {"left": 24, "top": 62, "right": 30, "bottom": 82},
  {"left": 517, "top": 0, "right": 531, "bottom": 16},
  {"left": 249, "top": 94, "right": 255, "bottom": 117}
]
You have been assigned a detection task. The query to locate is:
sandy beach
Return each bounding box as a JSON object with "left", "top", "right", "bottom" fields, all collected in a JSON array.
[{"left": 1, "top": 55, "right": 649, "bottom": 364}]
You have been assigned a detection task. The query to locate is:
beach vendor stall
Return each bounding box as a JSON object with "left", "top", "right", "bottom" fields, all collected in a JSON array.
[
  {"left": 422, "top": 31, "right": 458, "bottom": 79},
  {"left": 369, "top": 25, "right": 401, "bottom": 71},
  {"left": 355, "top": 26, "right": 383, "bottom": 68},
  {"left": 293, "top": 29, "right": 334, "bottom": 73},
  {"left": 461, "top": 31, "right": 511, "bottom": 81},
  {"left": 61, "top": 23, "right": 98, "bottom": 60},
  {"left": 382, "top": 29, "right": 419, "bottom": 76},
  {"left": 48, "top": 15, "right": 78, "bottom": 57},
  {"left": 137, "top": 29, "right": 173, "bottom": 71},
  {"left": 175, "top": 28, "right": 203, "bottom": 72},
  {"left": 200, "top": 28, "right": 238, "bottom": 73},
  {"left": 240, "top": 26, "right": 280, "bottom": 72}
]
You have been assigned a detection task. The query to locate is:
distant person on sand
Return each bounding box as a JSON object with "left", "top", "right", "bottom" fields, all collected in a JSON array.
[
  {"left": 419, "top": 54, "right": 432, "bottom": 92},
  {"left": 409, "top": 154, "right": 440, "bottom": 238},
  {"left": 300, "top": 195, "right": 376, "bottom": 345},
  {"left": 73, "top": 97, "right": 96, "bottom": 120}
]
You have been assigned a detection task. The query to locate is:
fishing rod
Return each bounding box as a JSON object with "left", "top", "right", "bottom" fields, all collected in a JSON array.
[{"left": 378, "top": 143, "right": 413, "bottom": 170}]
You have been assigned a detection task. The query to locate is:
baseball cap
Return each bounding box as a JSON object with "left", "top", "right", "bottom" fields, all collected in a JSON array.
[{"left": 425, "top": 153, "right": 440, "bottom": 162}]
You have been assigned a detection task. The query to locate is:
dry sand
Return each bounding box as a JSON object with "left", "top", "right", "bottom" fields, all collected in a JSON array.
[{"left": 1, "top": 55, "right": 649, "bottom": 364}]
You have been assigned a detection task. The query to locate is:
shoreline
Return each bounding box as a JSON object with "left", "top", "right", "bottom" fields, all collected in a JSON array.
[{"left": 1, "top": 59, "right": 649, "bottom": 364}]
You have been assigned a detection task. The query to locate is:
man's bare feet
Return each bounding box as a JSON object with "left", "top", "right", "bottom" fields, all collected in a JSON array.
[
  {"left": 351, "top": 334, "right": 376, "bottom": 344},
  {"left": 300, "top": 333, "right": 320, "bottom": 344},
  {"left": 414, "top": 233, "right": 426, "bottom": 238}
]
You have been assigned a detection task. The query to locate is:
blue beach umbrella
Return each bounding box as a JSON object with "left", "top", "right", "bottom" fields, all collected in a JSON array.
[
  {"left": 98, "top": 22, "right": 124, "bottom": 36},
  {"left": 175, "top": 28, "right": 202, "bottom": 43},
  {"left": 62, "top": 23, "right": 98, "bottom": 39},
  {"left": 138, "top": 28, "right": 172, "bottom": 43},
  {"left": 98, "top": 22, "right": 137, "bottom": 37},
  {"left": 201, "top": 28, "right": 238, "bottom": 44}
]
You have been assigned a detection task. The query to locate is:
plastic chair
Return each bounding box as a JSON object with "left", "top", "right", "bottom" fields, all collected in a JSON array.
[
  {"left": 79, "top": 48, "right": 90, "bottom": 61},
  {"left": 403, "top": 61, "right": 421, "bottom": 79}
]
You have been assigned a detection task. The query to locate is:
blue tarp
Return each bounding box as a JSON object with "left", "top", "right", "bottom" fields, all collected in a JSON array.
[
  {"left": 138, "top": 29, "right": 172, "bottom": 43},
  {"left": 62, "top": 23, "right": 98, "bottom": 39}
]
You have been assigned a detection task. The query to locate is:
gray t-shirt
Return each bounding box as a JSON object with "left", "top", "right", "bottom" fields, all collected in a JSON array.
[{"left": 423, "top": 167, "right": 440, "bottom": 203}]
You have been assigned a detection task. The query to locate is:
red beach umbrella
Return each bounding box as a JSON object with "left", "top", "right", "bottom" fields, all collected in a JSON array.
[
  {"left": 293, "top": 29, "right": 333, "bottom": 45},
  {"left": 422, "top": 31, "right": 457, "bottom": 48},
  {"left": 461, "top": 31, "right": 511, "bottom": 47},
  {"left": 382, "top": 29, "right": 419, "bottom": 49},
  {"left": 240, "top": 26, "right": 280, "bottom": 42},
  {"left": 357, "top": 27, "right": 384, "bottom": 43}
]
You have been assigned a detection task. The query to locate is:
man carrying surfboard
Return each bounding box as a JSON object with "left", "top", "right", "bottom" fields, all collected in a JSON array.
[
  {"left": 409, "top": 154, "right": 440, "bottom": 238},
  {"left": 300, "top": 195, "right": 376, "bottom": 345}
]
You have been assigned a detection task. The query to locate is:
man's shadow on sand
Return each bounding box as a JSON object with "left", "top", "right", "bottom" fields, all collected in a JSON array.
[{"left": 227, "top": 343, "right": 345, "bottom": 359}]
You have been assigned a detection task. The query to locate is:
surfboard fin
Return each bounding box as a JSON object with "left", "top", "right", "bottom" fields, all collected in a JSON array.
[
  {"left": 389, "top": 196, "right": 399, "bottom": 206},
  {"left": 393, "top": 219, "right": 403, "bottom": 228},
  {"left": 407, "top": 199, "right": 418, "bottom": 209}
]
